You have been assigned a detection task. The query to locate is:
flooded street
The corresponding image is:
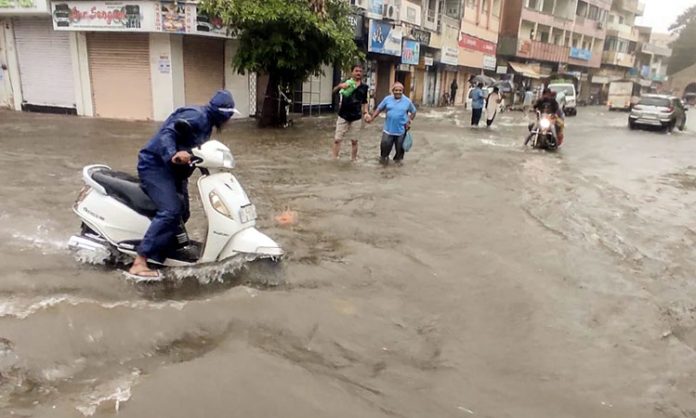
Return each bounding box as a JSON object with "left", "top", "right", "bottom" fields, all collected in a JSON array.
[{"left": 1, "top": 106, "right": 696, "bottom": 417}]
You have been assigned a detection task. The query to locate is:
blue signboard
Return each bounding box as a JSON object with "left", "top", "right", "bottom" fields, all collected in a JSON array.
[
  {"left": 640, "top": 65, "right": 651, "bottom": 78},
  {"left": 569, "top": 47, "right": 592, "bottom": 61},
  {"left": 401, "top": 39, "right": 420, "bottom": 65},
  {"left": 368, "top": 19, "right": 402, "bottom": 57}
]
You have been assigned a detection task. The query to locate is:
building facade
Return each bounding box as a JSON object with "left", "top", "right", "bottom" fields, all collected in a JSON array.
[
  {"left": 0, "top": 0, "right": 254, "bottom": 120},
  {"left": 497, "top": 0, "right": 612, "bottom": 103},
  {"left": 596, "top": 0, "right": 644, "bottom": 82}
]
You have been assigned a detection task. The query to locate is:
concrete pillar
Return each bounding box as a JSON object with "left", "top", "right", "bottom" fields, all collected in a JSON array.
[
  {"left": 224, "top": 39, "right": 250, "bottom": 118},
  {"left": 1, "top": 19, "right": 22, "bottom": 111},
  {"left": 69, "top": 32, "right": 93, "bottom": 116},
  {"left": 148, "top": 33, "right": 178, "bottom": 121},
  {"left": 170, "top": 34, "right": 185, "bottom": 109},
  {"left": 0, "top": 19, "right": 13, "bottom": 109}
]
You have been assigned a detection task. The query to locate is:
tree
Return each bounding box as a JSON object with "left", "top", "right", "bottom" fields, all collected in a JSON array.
[
  {"left": 668, "top": 5, "right": 696, "bottom": 76},
  {"left": 200, "top": 0, "right": 362, "bottom": 127}
]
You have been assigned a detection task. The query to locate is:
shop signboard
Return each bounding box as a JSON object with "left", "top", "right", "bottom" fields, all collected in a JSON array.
[
  {"left": 459, "top": 33, "right": 496, "bottom": 54},
  {"left": 51, "top": 1, "right": 157, "bottom": 31},
  {"left": 0, "top": 0, "right": 49, "bottom": 14},
  {"left": 401, "top": 39, "right": 420, "bottom": 65},
  {"left": 569, "top": 47, "right": 592, "bottom": 61},
  {"left": 440, "top": 46, "right": 458, "bottom": 65},
  {"left": 368, "top": 19, "right": 402, "bottom": 57},
  {"left": 483, "top": 55, "right": 496, "bottom": 70}
]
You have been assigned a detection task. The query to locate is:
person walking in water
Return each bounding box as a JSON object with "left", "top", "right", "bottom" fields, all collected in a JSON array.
[
  {"left": 331, "top": 64, "right": 369, "bottom": 161},
  {"left": 366, "top": 82, "right": 416, "bottom": 164},
  {"left": 450, "top": 79, "right": 458, "bottom": 105},
  {"left": 470, "top": 82, "right": 486, "bottom": 126},
  {"left": 485, "top": 86, "right": 502, "bottom": 127}
]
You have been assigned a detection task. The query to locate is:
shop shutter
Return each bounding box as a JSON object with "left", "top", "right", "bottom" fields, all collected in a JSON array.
[{"left": 183, "top": 36, "right": 224, "bottom": 105}]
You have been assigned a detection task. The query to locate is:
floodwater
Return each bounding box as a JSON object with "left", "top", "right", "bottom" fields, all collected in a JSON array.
[{"left": 1, "top": 106, "right": 696, "bottom": 417}]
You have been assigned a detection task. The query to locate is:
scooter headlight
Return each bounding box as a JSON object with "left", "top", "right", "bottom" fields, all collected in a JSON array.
[
  {"left": 222, "top": 150, "right": 235, "bottom": 169},
  {"left": 539, "top": 118, "right": 552, "bottom": 129},
  {"left": 209, "top": 191, "right": 232, "bottom": 218}
]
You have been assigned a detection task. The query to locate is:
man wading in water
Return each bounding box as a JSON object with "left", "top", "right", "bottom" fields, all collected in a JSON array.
[{"left": 331, "top": 64, "right": 369, "bottom": 161}]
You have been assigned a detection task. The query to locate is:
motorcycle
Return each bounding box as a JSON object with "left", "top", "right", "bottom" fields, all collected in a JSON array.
[
  {"left": 68, "top": 140, "right": 283, "bottom": 270},
  {"left": 525, "top": 111, "right": 559, "bottom": 151}
]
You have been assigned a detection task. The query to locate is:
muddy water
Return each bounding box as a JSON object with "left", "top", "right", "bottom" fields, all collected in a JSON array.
[{"left": 1, "top": 107, "right": 696, "bottom": 417}]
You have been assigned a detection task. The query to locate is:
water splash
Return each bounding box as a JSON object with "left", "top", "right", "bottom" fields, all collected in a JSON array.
[
  {"left": 164, "top": 254, "right": 283, "bottom": 286},
  {"left": 0, "top": 295, "right": 187, "bottom": 319},
  {"left": 75, "top": 370, "right": 140, "bottom": 416}
]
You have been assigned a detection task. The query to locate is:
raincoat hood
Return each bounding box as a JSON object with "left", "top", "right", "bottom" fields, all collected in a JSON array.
[{"left": 207, "top": 90, "right": 240, "bottom": 124}]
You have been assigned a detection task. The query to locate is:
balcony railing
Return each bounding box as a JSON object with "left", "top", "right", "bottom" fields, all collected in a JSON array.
[
  {"left": 520, "top": 7, "right": 574, "bottom": 31},
  {"left": 517, "top": 39, "right": 570, "bottom": 63},
  {"left": 601, "top": 50, "right": 636, "bottom": 68},
  {"left": 613, "top": 0, "right": 644, "bottom": 15},
  {"left": 606, "top": 23, "right": 639, "bottom": 42}
]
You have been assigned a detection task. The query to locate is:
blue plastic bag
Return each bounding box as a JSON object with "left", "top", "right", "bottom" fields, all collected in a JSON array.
[{"left": 402, "top": 131, "right": 413, "bottom": 152}]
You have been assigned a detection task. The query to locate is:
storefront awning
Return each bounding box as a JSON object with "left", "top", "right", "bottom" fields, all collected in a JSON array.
[{"left": 509, "top": 62, "right": 542, "bottom": 79}]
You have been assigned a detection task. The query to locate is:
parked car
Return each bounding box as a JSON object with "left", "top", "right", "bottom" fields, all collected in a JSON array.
[{"left": 629, "top": 94, "right": 687, "bottom": 132}]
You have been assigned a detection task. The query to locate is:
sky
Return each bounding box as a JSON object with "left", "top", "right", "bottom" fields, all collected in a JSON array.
[{"left": 635, "top": 0, "right": 696, "bottom": 33}]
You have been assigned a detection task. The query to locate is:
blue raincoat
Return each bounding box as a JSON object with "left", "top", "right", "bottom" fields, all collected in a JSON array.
[{"left": 137, "top": 90, "right": 238, "bottom": 262}]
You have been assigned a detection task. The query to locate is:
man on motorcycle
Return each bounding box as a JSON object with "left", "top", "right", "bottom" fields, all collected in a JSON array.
[
  {"left": 532, "top": 88, "right": 565, "bottom": 145},
  {"left": 128, "top": 90, "right": 240, "bottom": 279}
]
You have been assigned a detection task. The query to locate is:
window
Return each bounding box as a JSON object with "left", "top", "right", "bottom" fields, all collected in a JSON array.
[
  {"left": 492, "top": 0, "right": 501, "bottom": 16},
  {"left": 527, "top": 0, "right": 539, "bottom": 10},
  {"left": 588, "top": 5, "right": 599, "bottom": 20},
  {"left": 540, "top": 31, "right": 549, "bottom": 43},
  {"left": 638, "top": 97, "right": 670, "bottom": 107},
  {"left": 482, "top": 0, "right": 489, "bottom": 15},
  {"left": 576, "top": 0, "right": 588, "bottom": 17}
]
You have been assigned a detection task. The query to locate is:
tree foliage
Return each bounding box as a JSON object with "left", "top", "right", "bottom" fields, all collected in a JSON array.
[
  {"left": 200, "top": 0, "right": 362, "bottom": 126},
  {"left": 667, "top": 5, "right": 696, "bottom": 76}
]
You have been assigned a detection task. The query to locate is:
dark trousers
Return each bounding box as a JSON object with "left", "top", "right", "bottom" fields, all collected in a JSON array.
[
  {"left": 471, "top": 108, "right": 483, "bottom": 126},
  {"left": 380, "top": 132, "right": 405, "bottom": 162},
  {"left": 137, "top": 167, "right": 189, "bottom": 262}
]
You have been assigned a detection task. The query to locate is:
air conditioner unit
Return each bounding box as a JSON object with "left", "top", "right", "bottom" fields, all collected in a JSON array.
[
  {"left": 383, "top": 0, "right": 402, "bottom": 22},
  {"left": 350, "top": 0, "right": 367, "bottom": 10},
  {"left": 596, "top": 20, "right": 604, "bottom": 29}
]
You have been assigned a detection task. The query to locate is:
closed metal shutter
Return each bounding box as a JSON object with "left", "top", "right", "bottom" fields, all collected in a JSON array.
[
  {"left": 87, "top": 32, "right": 152, "bottom": 119},
  {"left": 13, "top": 17, "right": 75, "bottom": 109},
  {"left": 183, "top": 36, "right": 224, "bottom": 105}
]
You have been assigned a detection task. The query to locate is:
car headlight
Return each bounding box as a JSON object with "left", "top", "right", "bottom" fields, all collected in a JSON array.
[
  {"left": 209, "top": 191, "right": 232, "bottom": 218},
  {"left": 539, "top": 118, "right": 552, "bottom": 129}
]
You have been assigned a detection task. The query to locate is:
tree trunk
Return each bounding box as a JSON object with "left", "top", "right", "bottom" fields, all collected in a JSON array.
[{"left": 259, "top": 72, "right": 282, "bottom": 128}]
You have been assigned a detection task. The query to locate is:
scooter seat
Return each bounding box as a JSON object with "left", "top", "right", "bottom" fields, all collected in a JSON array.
[{"left": 91, "top": 169, "right": 157, "bottom": 218}]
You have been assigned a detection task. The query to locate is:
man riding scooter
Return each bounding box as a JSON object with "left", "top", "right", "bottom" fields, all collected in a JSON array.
[{"left": 128, "top": 90, "right": 240, "bottom": 279}]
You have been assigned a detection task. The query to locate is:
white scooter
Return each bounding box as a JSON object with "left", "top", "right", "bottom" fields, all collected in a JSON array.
[{"left": 68, "top": 140, "right": 283, "bottom": 269}]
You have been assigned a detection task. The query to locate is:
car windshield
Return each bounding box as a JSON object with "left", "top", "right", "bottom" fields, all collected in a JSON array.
[
  {"left": 549, "top": 85, "right": 574, "bottom": 96},
  {"left": 638, "top": 97, "right": 670, "bottom": 107}
]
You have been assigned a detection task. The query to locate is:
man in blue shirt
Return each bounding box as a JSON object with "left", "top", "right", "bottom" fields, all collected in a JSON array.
[
  {"left": 366, "top": 82, "right": 417, "bottom": 163},
  {"left": 471, "top": 82, "right": 486, "bottom": 126}
]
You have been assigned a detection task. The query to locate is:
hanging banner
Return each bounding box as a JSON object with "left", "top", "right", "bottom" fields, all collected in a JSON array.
[
  {"left": 368, "top": 19, "right": 402, "bottom": 57},
  {"left": 401, "top": 39, "right": 420, "bottom": 65}
]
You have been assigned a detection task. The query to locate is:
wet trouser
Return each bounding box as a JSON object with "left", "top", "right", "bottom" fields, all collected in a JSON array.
[
  {"left": 471, "top": 108, "right": 483, "bottom": 126},
  {"left": 137, "top": 167, "right": 190, "bottom": 262},
  {"left": 380, "top": 132, "right": 405, "bottom": 162}
]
